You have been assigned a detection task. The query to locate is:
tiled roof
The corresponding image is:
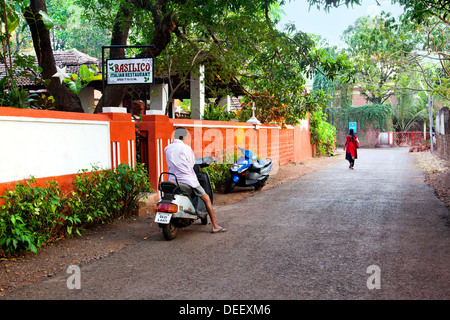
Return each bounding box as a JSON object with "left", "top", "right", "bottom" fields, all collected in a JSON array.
[
  {"left": 54, "top": 49, "right": 100, "bottom": 72},
  {"left": 0, "top": 49, "right": 101, "bottom": 87}
]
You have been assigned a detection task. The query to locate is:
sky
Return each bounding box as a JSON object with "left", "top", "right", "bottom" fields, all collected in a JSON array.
[{"left": 278, "top": 0, "right": 405, "bottom": 48}]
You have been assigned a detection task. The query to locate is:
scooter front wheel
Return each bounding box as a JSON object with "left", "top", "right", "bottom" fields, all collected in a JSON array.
[
  {"left": 254, "top": 179, "right": 267, "bottom": 191},
  {"left": 162, "top": 221, "right": 179, "bottom": 240},
  {"left": 253, "top": 183, "right": 263, "bottom": 191}
]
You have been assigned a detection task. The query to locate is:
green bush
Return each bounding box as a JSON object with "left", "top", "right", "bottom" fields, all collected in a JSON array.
[
  {"left": 203, "top": 162, "right": 232, "bottom": 192},
  {"left": 202, "top": 104, "right": 235, "bottom": 121},
  {"left": 67, "top": 163, "right": 151, "bottom": 231},
  {"left": 0, "top": 163, "right": 152, "bottom": 256},
  {"left": 202, "top": 150, "right": 242, "bottom": 192},
  {"left": 310, "top": 108, "right": 337, "bottom": 157},
  {"left": 0, "top": 179, "right": 64, "bottom": 254}
]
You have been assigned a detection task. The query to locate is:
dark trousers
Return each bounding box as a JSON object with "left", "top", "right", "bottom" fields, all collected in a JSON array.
[{"left": 346, "top": 152, "right": 355, "bottom": 167}]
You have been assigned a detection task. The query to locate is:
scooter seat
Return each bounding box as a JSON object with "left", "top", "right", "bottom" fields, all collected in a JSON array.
[
  {"left": 252, "top": 158, "right": 271, "bottom": 169},
  {"left": 159, "top": 181, "right": 181, "bottom": 195}
]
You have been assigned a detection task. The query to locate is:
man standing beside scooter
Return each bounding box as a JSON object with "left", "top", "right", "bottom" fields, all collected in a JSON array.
[{"left": 164, "top": 127, "right": 227, "bottom": 234}]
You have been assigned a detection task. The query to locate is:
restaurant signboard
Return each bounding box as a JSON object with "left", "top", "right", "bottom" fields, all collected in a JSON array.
[{"left": 106, "top": 58, "right": 153, "bottom": 85}]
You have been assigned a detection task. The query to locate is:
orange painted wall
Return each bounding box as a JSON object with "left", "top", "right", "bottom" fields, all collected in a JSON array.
[
  {"left": 138, "top": 115, "right": 314, "bottom": 190},
  {"left": 170, "top": 118, "right": 280, "bottom": 159},
  {"left": 1, "top": 107, "right": 314, "bottom": 200},
  {"left": 294, "top": 115, "right": 313, "bottom": 162},
  {"left": 170, "top": 118, "right": 313, "bottom": 165}
]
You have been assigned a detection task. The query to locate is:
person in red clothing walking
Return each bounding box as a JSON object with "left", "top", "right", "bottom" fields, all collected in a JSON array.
[{"left": 344, "top": 129, "right": 360, "bottom": 169}]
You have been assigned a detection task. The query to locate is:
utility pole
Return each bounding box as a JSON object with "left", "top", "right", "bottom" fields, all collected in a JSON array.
[
  {"left": 426, "top": 69, "right": 434, "bottom": 153},
  {"left": 428, "top": 94, "right": 433, "bottom": 153}
]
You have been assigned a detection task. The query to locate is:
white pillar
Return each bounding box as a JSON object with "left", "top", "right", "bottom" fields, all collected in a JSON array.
[
  {"left": 219, "top": 95, "right": 231, "bottom": 112},
  {"left": 79, "top": 86, "right": 95, "bottom": 113},
  {"left": 146, "top": 83, "right": 169, "bottom": 116},
  {"left": 102, "top": 106, "right": 127, "bottom": 113},
  {"left": 190, "top": 65, "right": 205, "bottom": 120}
]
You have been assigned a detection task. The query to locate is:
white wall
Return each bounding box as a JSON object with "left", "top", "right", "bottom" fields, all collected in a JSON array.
[{"left": 0, "top": 116, "right": 111, "bottom": 183}]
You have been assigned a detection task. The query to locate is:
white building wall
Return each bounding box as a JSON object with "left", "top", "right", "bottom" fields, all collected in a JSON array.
[{"left": 0, "top": 116, "right": 111, "bottom": 183}]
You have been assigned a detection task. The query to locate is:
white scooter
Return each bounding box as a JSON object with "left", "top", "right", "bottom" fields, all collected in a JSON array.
[{"left": 154, "top": 156, "right": 214, "bottom": 240}]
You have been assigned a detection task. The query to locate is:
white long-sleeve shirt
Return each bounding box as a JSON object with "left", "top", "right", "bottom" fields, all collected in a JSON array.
[{"left": 164, "top": 139, "right": 200, "bottom": 188}]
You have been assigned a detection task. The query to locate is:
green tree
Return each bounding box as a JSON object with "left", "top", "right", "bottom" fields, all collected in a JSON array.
[
  {"left": 1, "top": 0, "right": 43, "bottom": 108},
  {"left": 2, "top": 0, "right": 363, "bottom": 114},
  {"left": 1, "top": 0, "right": 85, "bottom": 111},
  {"left": 23, "top": 0, "right": 84, "bottom": 112},
  {"left": 392, "top": 72, "right": 428, "bottom": 131},
  {"left": 312, "top": 44, "right": 354, "bottom": 108},
  {"left": 46, "top": 0, "right": 110, "bottom": 59},
  {"left": 342, "top": 13, "right": 419, "bottom": 104},
  {"left": 394, "top": 2, "right": 450, "bottom": 103},
  {"left": 395, "top": 0, "right": 450, "bottom": 25},
  {"left": 297, "top": 0, "right": 450, "bottom": 103},
  {"left": 78, "top": 0, "right": 353, "bottom": 120},
  {"left": 307, "top": 0, "right": 361, "bottom": 10}
]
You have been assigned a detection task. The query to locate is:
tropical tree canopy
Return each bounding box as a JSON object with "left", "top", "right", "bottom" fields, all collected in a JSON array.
[
  {"left": 1, "top": 0, "right": 355, "bottom": 125},
  {"left": 341, "top": 12, "right": 420, "bottom": 104}
]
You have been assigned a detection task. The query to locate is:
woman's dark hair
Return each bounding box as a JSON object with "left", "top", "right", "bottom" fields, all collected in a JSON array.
[{"left": 349, "top": 129, "right": 354, "bottom": 136}]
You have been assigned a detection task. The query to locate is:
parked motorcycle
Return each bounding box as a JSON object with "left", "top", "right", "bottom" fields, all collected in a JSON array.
[
  {"left": 224, "top": 147, "right": 273, "bottom": 193},
  {"left": 154, "top": 156, "right": 214, "bottom": 240}
]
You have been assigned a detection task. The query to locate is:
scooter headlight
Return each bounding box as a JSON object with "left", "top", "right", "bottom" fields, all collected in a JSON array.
[{"left": 231, "top": 164, "right": 243, "bottom": 172}]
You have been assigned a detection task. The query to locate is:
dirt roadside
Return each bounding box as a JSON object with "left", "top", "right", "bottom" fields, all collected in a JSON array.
[
  {"left": 0, "top": 149, "right": 448, "bottom": 296},
  {"left": 413, "top": 151, "right": 450, "bottom": 208}
]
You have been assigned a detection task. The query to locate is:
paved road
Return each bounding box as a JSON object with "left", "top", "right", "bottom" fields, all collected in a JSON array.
[{"left": 3, "top": 148, "right": 450, "bottom": 300}]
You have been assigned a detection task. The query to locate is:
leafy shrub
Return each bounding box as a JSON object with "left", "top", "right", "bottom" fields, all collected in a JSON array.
[
  {"left": 202, "top": 162, "right": 232, "bottom": 192},
  {"left": 67, "top": 163, "right": 151, "bottom": 231},
  {"left": 202, "top": 104, "right": 235, "bottom": 121},
  {"left": 202, "top": 150, "right": 262, "bottom": 192},
  {"left": 0, "top": 179, "right": 64, "bottom": 254},
  {"left": 66, "top": 167, "right": 120, "bottom": 232},
  {"left": 309, "top": 108, "right": 337, "bottom": 157},
  {"left": 0, "top": 163, "right": 152, "bottom": 256}
]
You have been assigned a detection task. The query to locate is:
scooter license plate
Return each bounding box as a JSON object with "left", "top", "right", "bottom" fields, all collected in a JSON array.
[{"left": 155, "top": 213, "right": 172, "bottom": 224}]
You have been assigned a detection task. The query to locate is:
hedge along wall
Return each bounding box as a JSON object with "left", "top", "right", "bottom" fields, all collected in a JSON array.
[
  {"left": 0, "top": 107, "right": 136, "bottom": 198},
  {"left": 327, "top": 104, "right": 394, "bottom": 148},
  {"left": 138, "top": 115, "right": 313, "bottom": 190}
]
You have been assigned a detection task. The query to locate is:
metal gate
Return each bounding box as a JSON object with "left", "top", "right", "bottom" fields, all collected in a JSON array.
[
  {"left": 136, "top": 130, "right": 149, "bottom": 171},
  {"left": 393, "top": 132, "right": 430, "bottom": 147}
]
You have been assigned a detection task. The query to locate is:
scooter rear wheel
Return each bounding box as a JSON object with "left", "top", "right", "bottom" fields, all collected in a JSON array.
[
  {"left": 162, "top": 221, "right": 179, "bottom": 240},
  {"left": 224, "top": 179, "right": 235, "bottom": 194}
]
